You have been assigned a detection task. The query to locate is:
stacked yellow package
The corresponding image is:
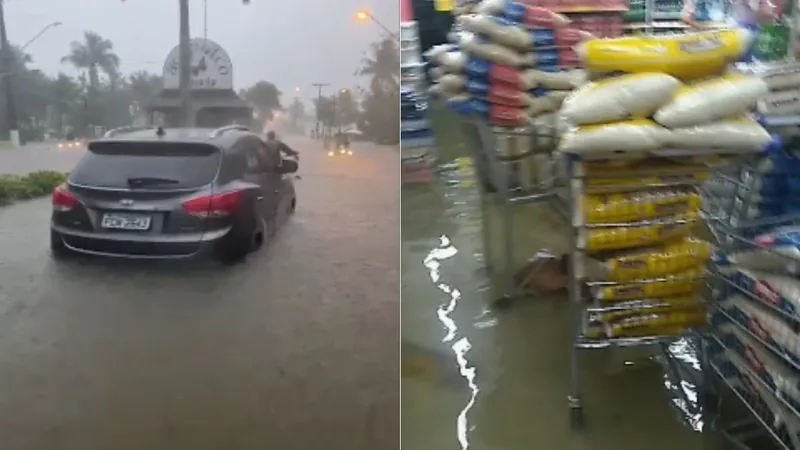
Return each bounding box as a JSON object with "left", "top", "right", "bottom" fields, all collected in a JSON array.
[{"left": 556, "top": 30, "right": 772, "bottom": 340}]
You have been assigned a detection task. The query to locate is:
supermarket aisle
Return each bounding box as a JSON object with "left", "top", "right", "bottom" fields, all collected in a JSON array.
[{"left": 401, "top": 111, "right": 718, "bottom": 450}]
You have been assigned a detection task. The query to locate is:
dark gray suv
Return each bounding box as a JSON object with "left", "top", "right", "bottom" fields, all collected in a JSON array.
[{"left": 50, "top": 125, "right": 298, "bottom": 262}]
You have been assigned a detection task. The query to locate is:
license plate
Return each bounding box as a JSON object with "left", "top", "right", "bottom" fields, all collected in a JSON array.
[{"left": 101, "top": 213, "right": 151, "bottom": 231}]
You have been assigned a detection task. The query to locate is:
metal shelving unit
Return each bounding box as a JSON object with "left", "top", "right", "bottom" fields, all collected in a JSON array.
[
  {"left": 701, "top": 123, "right": 800, "bottom": 449},
  {"left": 561, "top": 149, "right": 719, "bottom": 428}
]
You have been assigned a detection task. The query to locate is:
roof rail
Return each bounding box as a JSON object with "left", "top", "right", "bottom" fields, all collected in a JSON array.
[
  {"left": 103, "top": 125, "right": 155, "bottom": 138},
  {"left": 209, "top": 124, "right": 248, "bottom": 138}
]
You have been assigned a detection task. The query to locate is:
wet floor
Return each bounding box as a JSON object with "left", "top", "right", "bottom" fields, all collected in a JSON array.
[
  {"left": 0, "top": 139, "right": 399, "bottom": 449},
  {"left": 400, "top": 108, "right": 723, "bottom": 450}
]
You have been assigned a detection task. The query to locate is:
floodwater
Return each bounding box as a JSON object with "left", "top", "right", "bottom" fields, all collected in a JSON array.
[
  {"left": 0, "top": 139, "right": 399, "bottom": 449},
  {"left": 400, "top": 109, "right": 727, "bottom": 450}
]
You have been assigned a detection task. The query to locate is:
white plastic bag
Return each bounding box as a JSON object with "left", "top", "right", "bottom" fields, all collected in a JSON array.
[
  {"left": 665, "top": 117, "right": 771, "bottom": 151},
  {"left": 654, "top": 75, "right": 769, "bottom": 128},
  {"left": 561, "top": 73, "right": 681, "bottom": 125},
  {"left": 757, "top": 89, "right": 800, "bottom": 116},
  {"left": 559, "top": 119, "right": 667, "bottom": 154}
]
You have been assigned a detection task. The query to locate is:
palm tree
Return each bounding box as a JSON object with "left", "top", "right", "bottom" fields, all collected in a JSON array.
[
  {"left": 358, "top": 38, "right": 399, "bottom": 94},
  {"left": 128, "top": 71, "right": 163, "bottom": 105},
  {"left": 50, "top": 73, "right": 81, "bottom": 133},
  {"left": 61, "top": 31, "right": 120, "bottom": 93}
]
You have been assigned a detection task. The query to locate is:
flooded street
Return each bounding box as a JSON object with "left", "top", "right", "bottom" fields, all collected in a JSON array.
[{"left": 0, "top": 139, "right": 399, "bottom": 449}]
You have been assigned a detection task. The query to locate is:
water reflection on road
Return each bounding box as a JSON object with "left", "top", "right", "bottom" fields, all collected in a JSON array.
[{"left": 0, "top": 141, "right": 399, "bottom": 449}]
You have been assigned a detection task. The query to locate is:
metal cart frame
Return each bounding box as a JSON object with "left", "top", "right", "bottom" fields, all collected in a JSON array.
[{"left": 460, "top": 118, "right": 565, "bottom": 304}]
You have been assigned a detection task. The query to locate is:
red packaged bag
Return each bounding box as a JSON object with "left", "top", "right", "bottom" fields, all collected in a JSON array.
[
  {"left": 488, "top": 85, "right": 529, "bottom": 107},
  {"left": 554, "top": 28, "right": 594, "bottom": 46},
  {"left": 516, "top": 5, "right": 571, "bottom": 28},
  {"left": 489, "top": 104, "right": 528, "bottom": 126},
  {"left": 489, "top": 65, "right": 525, "bottom": 90},
  {"left": 558, "top": 49, "right": 580, "bottom": 67}
]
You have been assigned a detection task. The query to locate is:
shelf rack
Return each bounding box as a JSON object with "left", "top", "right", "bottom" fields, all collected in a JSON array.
[
  {"left": 699, "top": 113, "right": 800, "bottom": 449},
  {"left": 560, "top": 147, "right": 760, "bottom": 429}
]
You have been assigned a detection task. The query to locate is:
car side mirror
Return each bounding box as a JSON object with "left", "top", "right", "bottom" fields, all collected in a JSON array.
[{"left": 278, "top": 159, "right": 298, "bottom": 174}]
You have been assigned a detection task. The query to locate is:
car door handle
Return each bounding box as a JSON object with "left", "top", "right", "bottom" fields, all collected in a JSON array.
[{"left": 256, "top": 196, "right": 264, "bottom": 201}]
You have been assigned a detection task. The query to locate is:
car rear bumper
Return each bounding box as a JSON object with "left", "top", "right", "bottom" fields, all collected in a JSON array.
[{"left": 51, "top": 224, "right": 231, "bottom": 259}]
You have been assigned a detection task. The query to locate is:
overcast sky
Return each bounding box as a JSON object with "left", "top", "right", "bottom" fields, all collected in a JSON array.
[{"left": 6, "top": 0, "right": 398, "bottom": 105}]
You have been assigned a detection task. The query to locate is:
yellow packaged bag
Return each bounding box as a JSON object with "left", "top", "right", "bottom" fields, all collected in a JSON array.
[
  {"left": 594, "top": 265, "right": 705, "bottom": 301},
  {"left": 576, "top": 29, "right": 753, "bottom": 81},
  {"left": 583, "top": 189, "right": 701, "bottom": 224},
  {"left": 604, "top": 238, "right": 712, "bottom": 281},
  {"left": 585, "top": 310, "right": 706, "bottom": 338},
  {"left": 595, "top": 297, "right": 705, "bottom": 323},
  {"left": 583, "top": 211, "right": 698, "bottom": 252},
  {"left": 581, "top": 161, "right": 711, "bottom": 190}
]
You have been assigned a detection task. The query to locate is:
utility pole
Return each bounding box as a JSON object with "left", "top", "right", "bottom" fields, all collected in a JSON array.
[
  {"left": 312, "top": 82, "right": 328, "bottom": 139},
  {"left": 178, "top": 0, "right": 192, "bottom": 127},
  {"left": 0, "top": 0, "right": 19, "bottom": 147}
]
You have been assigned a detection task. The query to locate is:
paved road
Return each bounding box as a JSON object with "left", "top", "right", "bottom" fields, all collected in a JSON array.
[{"left": 0, "top": 138, "right": 399, "bottom": 449}]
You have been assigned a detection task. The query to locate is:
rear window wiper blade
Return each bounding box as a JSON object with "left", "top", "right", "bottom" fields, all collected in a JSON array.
[{"left": 127, "top": 177, "right": 180, "bottom": 186}]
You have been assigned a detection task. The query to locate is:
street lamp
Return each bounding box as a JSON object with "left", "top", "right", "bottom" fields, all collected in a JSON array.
[
  {"left": 0, "top": 18, "right": 63, "bottom": 147},
  {"left": 21, "top": 21, "right": 62, "bottom": 51},
  {"left": 355, "top": 10, "right": 396, "bottom": 38}
]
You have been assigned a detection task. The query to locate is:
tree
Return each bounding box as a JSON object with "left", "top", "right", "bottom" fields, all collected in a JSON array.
[
  {"left": 358, "top": 88, "right": 399, "bottom": 144},
  {"left": 242, "top": 81, "right": 282, "bottom": 121},
  {"left": 61, "top": 31, "right": 120, "bottom": 91},
  {"left": 358, "top": 38, "right": 399, "bottom": 93},
  {"left": 128, "top": 71, "right": 163, "bottom": 105},
  {"left": 61, "top": 31, "right": 120, "bottom": 126},
  {"left": 313, "top": 96, "right": 336, "bottom": 134},
  {"left": 49, "top": 73, "right": 82, "bottom": 133},
  {"left": 335, "top": 89, "right": 360, "bottom": 129}
]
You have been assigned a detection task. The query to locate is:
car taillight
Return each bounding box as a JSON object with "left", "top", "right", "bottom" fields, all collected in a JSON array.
[
  {"left": 52, "top": 185, "right": 78, "bottom": 212},
  {"left": 182, "top": 190, "right": 243, "bottom": 218}
]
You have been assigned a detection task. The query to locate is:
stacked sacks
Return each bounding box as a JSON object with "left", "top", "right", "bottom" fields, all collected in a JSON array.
[
  {"left": 711, "top": 142, "right": 800, "bottom": 231},
  {"left": 556, "top": 29, "right": 772, "bottom": 341},
  {"left": 742, "top": 62, "right": 800, "bottom": 120},
  {"left": 424, "top": 44, "right": 470, "bottom": 106},
  {"left": 453, "top": 0, "right": 481, "bottom": 16},
  {"left": 458, "top": 1, "right": 593, "bottom": 126},
  {"left": 559, "top": 29, "right": 770, "bottom": 156}
]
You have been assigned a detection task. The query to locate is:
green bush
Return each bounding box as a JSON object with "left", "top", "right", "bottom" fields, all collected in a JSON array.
[{"left": 0, "top": 171, "right": 68, "bottom": 205}]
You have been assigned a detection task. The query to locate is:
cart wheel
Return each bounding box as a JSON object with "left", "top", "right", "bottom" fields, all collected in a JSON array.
[{"left": 569, "top": 407, "right": 584, "bottom": 430}]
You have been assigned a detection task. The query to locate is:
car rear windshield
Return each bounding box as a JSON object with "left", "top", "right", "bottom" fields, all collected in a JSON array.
[{"left": 69, "top": 142, "right": 221, "bottom": 189}]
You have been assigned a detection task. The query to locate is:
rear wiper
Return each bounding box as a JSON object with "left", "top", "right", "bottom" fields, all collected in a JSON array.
[{"left": 127, "top": 177, "right": 180, "bottom": 186}]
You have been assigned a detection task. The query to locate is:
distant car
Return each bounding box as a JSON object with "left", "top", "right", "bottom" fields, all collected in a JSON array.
[
  {"left": 327, "top": 145, "right": 353, "bottom": 157},
  {"left": 50, "top": 125, "right": 299, "bottom": 262},
  {"left": 325, "top": 137, "right": 353, "bottom": 157},
  {"left": 58, "top": 138, "right": 86, "bottom": 149}
]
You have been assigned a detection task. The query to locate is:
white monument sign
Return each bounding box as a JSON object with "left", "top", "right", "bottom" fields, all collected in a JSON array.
[{"left": 162, "top": 38, "right": 233, "bottom": 90}]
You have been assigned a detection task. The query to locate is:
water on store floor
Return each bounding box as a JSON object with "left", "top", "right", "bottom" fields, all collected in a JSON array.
[{"left": 401, "top": 106, "right": 726, "bottom": 450}]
